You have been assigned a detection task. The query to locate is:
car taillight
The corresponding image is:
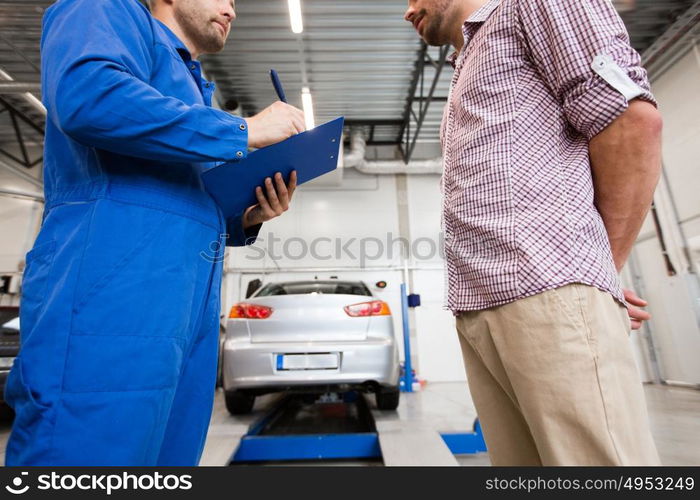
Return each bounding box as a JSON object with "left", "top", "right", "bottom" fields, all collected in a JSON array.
[
  {"left": 228, "top": 303, "right": 273, "bottom": 319},
  {"left": 344, "top": 300, "right": 391, "bottom": 317}
]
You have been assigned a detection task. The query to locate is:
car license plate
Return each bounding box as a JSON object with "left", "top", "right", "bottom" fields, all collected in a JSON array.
[{"left": 277, "top": 353, "right": 339, "bottom": 371}]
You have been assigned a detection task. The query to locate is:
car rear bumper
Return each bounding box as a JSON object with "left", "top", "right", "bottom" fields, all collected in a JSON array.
[{"left": 222, "top": 338, "right": 400, "bottom": 391}]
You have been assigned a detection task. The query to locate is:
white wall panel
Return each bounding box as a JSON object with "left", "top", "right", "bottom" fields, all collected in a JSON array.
[
  {"left": 226, "top": 172, "right": 401, "bottom": 271},
  {"left": 626, "top": 43, "right": 700, "bottom": 385},
  {"left": 412, "top": 269, "right": 466, "bottom": 382},
  {"left": 406, "top": 175, "right": 466, "bottom": 382},
  {"left": 653, "top": 49, "right": 700, "bottom": 226},
  {"left": 0, "top": 197, "right": 41, "bottom": 273},
  {"left": 632, "top": 240, "right": 700, "bottom": 384}
]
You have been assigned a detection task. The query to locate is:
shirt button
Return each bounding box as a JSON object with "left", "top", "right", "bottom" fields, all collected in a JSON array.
[
  {"left": 236, "top": 151, "right": 244, "bottom": 158},
  {"left": 239, "top": 123, "right": 247, "bottom": 131},
  {"left": 205, "top": 82, "right": 210, "bottom": 88}
]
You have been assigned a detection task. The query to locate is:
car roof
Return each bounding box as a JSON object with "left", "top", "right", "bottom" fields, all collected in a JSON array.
[{"left": 270, "top": 280, "right": 366, "bottom": 286}]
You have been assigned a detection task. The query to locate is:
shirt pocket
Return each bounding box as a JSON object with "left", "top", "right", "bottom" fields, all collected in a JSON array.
[{"left": 70, "top": 198, "right": 211, "bottom": 339}]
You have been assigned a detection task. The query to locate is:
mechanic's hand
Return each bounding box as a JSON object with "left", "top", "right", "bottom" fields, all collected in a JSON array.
[
  {"left": 245, "top": 101, "right": 305, "bottom": 149},
  {"left": 242, "top": 171, "right": 297, "bottom": 229},
  {"left": 623, "top": 288, "right": 651, "bottom": 330}
]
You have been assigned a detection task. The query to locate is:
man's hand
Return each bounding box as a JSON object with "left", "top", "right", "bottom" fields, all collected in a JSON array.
[
  {"left": 242, "top": 171, "right": 297, "bottom": 229},
  {"left": 623, "top": 288, "right": 652, "bottom": 331},
  {"left": 245, "top": 101, "right": 305, "bottom": 149}
]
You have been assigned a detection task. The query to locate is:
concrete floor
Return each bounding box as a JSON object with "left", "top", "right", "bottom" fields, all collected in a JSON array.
[{"left": 1, "top": 383, "right": 699, "bottom": 466}]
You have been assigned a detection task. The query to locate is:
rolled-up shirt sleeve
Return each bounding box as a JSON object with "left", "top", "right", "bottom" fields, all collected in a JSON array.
[{"left": 516, "top": 0, "right": 656, "bottom": 140}]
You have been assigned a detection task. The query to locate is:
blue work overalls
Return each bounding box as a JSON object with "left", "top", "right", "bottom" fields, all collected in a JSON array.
[{"left": 4, "top": 0, "right": 260, "bottom": 465}]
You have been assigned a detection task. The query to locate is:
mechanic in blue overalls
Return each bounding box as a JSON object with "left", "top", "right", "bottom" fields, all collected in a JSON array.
[{"left": 4, "top": 0, "right": 306, "bottom": 465}]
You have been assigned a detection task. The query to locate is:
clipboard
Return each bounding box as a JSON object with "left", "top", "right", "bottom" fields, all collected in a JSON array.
[{"left": 202, "top": 117, "right": 344, "bottom": 218}]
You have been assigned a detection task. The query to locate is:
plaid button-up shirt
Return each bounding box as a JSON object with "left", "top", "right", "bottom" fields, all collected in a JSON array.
[{"left": 440, "top": 0, "right": 655, "bottom": 312}]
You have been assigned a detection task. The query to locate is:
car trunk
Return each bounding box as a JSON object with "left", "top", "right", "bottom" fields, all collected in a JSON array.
[{"left": 245, "top": 294, "right": 372, "bottom": 343}]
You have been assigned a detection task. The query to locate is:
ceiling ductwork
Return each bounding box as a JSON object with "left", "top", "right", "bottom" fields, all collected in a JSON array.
[{"left": 343, "top": 130, "right": 443, "bottom": 176}]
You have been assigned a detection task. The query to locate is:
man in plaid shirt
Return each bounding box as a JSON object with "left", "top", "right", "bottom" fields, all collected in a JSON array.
[{"left": 404, "top": 0, "right": 662, "bottom": 465}]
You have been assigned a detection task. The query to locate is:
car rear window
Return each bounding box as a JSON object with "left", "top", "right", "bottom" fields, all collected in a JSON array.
[
  {"left": 0, "top": 308, "right": 19, "bottom": 325},
  {"left": 0, "top": 307, "right": 20, "bottom": 332},
  {"left": 256, "top": 282, "right": 371, "bottom": 297}
]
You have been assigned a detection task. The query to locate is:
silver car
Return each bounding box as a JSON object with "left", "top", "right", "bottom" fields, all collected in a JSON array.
[{"left": 222, "top": 280, "right": 400, "bottom": 414}]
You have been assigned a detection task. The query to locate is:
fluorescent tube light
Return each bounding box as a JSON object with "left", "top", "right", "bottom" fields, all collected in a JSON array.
[
  {"left": 288, "top": 0, "right": 303, "bottom": 34},
  {"left": 301, "top": 87, "right": 315, "bottom": 130}
]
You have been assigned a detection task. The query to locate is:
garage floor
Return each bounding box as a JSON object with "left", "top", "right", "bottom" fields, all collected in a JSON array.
[{"left": 1, "top": 383, "right": 698, "bottom": 466}]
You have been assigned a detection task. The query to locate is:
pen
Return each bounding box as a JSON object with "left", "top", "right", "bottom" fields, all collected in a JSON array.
[{"left": 269, "top": 69, "right": 287, "bottom": 103}]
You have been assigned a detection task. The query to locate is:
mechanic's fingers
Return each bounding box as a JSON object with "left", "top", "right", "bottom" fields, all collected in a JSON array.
[
  {"left": 274, "top": 173, "right": 290, "bottom": 208},
  {"left": 258, "top": 188, "right": 277, "bottom": 221},
  {"left": 245, "top": 205, "right": 261, "bottom": 227},
  {"left": 285, "top": 104, "right": 304, "bottom": 120},
  {"left": 278, "top": 104, "right": 304, "bottom": 133},
  {"left": 255, "top": 186, "right": 269, "bottom": 211},
  {"left": 288, "top": 170, "right": 298, "bottom": 198},
  {"left": 264, "top": 177, "right": 282, "bottom": 213},
  {"left": 291, "top": 115, "right": 306, "bottom": 134}
]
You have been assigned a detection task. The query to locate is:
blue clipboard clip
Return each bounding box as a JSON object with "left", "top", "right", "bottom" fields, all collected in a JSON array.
[{"left": 202, "top": 116, "right": 345, "bottom": 218}]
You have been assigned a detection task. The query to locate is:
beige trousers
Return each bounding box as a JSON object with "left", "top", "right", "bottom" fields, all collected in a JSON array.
[{"left": 456, "top": 283, "right": 660, "bottom": 466}]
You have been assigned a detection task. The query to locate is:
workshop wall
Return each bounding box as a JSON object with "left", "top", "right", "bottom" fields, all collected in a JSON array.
[
  {"left": 626, "top": 44, "right": 700, "bottom": 385},
  {"left": 223, "top": 169, "right": 468, "bottom": 382}
]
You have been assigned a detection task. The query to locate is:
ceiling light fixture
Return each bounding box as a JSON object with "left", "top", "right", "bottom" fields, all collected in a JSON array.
[
  {"left": 288, "top": 0, "right": 303, "bottom": 34},
  {"left": 301, "top": 87, "right": 315, "bottom": 130}
]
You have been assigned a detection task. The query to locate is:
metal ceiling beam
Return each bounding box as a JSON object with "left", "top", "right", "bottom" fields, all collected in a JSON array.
[
  {"left": 400, "top": 44, "right": 450, "bottom": 164},
  {"left": 0, "top": 187, "right": 44, "bottom": 202},
  {"left": 0, "top": 97, "right": 44, "bottom": 136},
  {"left": 642, "top": 0, "right": 700, "bottom": 78},
  {"left": 344, "top": 119, "right": 403, "bottom": 127},
  {"left": 0, "top": 157, "right": 42, "bottom": 189},
  {"left": 0, "top": 81, "right": 41, "bottom": 93},
  {"left": 0, "top": 97, "right": 44, "bottom": 169},
  {"left": 397, "top": 42, "right": 429, "bottom": 153},
  {"left": 0, "top": 32, "right": 41, "bottom": 74}
]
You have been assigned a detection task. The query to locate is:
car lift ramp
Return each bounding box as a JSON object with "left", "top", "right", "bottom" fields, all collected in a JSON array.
[{"left": 229, "top": 392, "right": 486, "bottom": 465}]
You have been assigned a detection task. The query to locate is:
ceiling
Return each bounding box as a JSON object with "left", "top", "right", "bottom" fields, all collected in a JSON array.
[
  {"left": 0, "top": 0, "right": 697, "bottom": 172},
  {"left": 204, "top": 0, "right": 420, "bottom": 149}
]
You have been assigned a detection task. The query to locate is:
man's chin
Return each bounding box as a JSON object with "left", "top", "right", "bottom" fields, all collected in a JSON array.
[
  {"left": 422, "top": 35, "right": 443, "bottom": 47},
  {"left": 199, "top": 37, "right": 226, "bottom": 55},
  {"left": 420, "top": 27, "right": 440, "bottom": 46}
]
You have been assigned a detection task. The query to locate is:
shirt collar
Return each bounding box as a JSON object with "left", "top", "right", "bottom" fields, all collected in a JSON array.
[
  {"left": 448, "top": 0, "right": 502, "bottom": 67},
  {"left": 155, "top": 19, "right": 193, "bottom": 62}
]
